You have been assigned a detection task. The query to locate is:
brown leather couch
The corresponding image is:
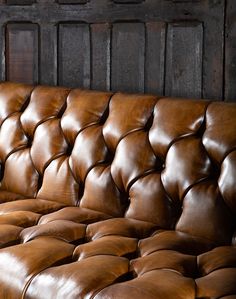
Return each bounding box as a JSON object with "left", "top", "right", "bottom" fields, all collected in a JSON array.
[{"left": 0, "top": 81, "right": 235, "bottom": 299}]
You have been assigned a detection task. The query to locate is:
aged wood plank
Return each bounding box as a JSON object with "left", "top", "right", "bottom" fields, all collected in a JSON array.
[
  {"left": 224, "top": 0, "right": 236, "bottom": 102},
  {"left": 6, "top": 23, "right": 38, "bottom": 84},
  {"left": 111, "top": 22, "right": 145, "bottom": 93},
  {"left": 0, "top": 23, "right": 5, "bottom": 81},
  {"left": 40, "top": 23, "right": 57, "bottom": 85},
  {"left": 0, "top": 0, "right": 226, "bottom": 100},
  {"left": 91, "top": 23, "right": 111, "bottom": 91},
  {"left": 57, "top": 0, "right": 87, "bottom": 3},
  {"left": 165, "top": 22, "right": 203, "bottom": 99},
  {"left": 202, "top": 21, "right": 224, "bottom": 100},
  {"left": 113, "top": 0, "right": 143, "bottom": 3},
  {"left": 36, "top": 0, "right": 55, "bottom": 3},
  {"left": 0, "top": 1, "right": 220, "bottom": 25},
  {"left": 6, "top": 0, "right": 35, "bottom": 4},
  {"left": 145, "top": 22, "right": 166, "bottom": 95},
  {"left": 58, "top": 23, "right": 90, "bottom": 88}
]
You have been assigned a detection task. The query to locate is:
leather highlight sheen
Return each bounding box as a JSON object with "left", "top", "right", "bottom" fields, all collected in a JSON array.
[{"left": 0, "top": 82, "right": 235, "bottom": 299}]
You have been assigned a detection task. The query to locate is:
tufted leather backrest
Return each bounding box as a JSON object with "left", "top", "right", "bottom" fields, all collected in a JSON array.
[{"left": 0, "top": 82, "right": 235, "bottom": 246}]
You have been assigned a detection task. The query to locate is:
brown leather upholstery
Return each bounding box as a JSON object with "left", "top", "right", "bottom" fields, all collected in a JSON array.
[{"left": 0, "top": 81, "right": 235, "bottom": 298}]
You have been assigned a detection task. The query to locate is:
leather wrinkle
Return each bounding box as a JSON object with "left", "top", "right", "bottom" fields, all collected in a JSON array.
[
  {"left": 61, "top": 91, "right": 113, "bottom": 146},
  {"left": 219, "top": 147, "right": 236, "bottom": 166},
  {"left": 216, "top": 184, "right": 236, "bottom": 221},
  {"left": 90, "top": 270, "right": 134, "bottom": 299},
  {"left": 20, "top": 115, "right": 57, "bottom": 139},
  {"left": 21, "top": 245, "right": 75, "bottom": 299},
  {"left": 68, "top": 125, "right": 110, "bottom": 181},
  {"left": 19, "top": 92, "right": 33, "bottom": 113},
  {"left": 0, "top": 112, "right": 28, "bottom": 161}
]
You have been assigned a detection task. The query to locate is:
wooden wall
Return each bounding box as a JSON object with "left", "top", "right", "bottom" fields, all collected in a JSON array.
[{"left": 0, "top": 0, "right": 234, "bottom": 101}]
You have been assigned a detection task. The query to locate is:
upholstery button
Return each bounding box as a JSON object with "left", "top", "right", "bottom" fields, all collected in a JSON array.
[
  {"left": 27, "top": 138, "right": 32, "bottom": 147},
  {"left": 66, "top": 147, "right": 72, "bottom": 156}
]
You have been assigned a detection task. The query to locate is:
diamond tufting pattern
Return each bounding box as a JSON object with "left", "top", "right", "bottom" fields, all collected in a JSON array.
[{"left": 0, "top": 82, "right": 235, "bottom": 298}]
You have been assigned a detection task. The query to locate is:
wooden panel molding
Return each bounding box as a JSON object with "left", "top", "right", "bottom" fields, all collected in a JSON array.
[
  {"left": 145, "top": 22, "right": 166, "bottom": 95},
  {"left": 165, "top": 22, "right": 203, "bottom": 98},
  {"left": 91, "top": 23, "right": 111, "bottom": 91},
  {"left": 6, "top": 23, "right": 38, "bottom": 84},
  {"left": 111, "top": 22, "right": 145, "bottom": 93},
  {"left": 0, "top": 0, "right": 230, "bottom": 101},
  {"left": 58, "top": 23, "right": 90, "bottom": 88}
]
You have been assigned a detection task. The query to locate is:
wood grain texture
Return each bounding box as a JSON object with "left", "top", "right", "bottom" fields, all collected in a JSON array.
[
  {"left": 0, "top": 23, "right": 5, "bottom": 81},
  {"left": 58, "top": 23, "right": 90, "bottom": 88},
  {"left": 225, "top": 0, "right": 236, "bottom": 102},
  {"left": 40, "top": 23, "right": 57, "bottom": 85},
  {"left": 113, "top": 0, "right": 143, "bottom": 3},
  {"left": 145, "top": 22, "right": 166, "bottom": 95},
  {"left": 6, "top": 0, "right": 35, "bottom": 4},
  {"left": 0, "top": 0, "right": 229, "bottom": 100},
  {"left": 165, "top": 22, "right": 203, "bottom": 99},
  {"left": 91, "top": 23, "right": 111, "bottom": 91},
  {"left": 57, "top": 0, "right": 87, "bottom": 3},
  {"left": 202, "top": 10, "right": 224, "bottom": 100},
  {"left": 111, "top": 22, "right": 145, "bottom": 93},
  {"left": 6, "top": 23, "right": 38, "bottom": 84}
]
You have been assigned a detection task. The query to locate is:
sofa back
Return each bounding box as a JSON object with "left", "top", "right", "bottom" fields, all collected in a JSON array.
[{"left": 0, "top": 82, "right": 235, "bottom": 246}]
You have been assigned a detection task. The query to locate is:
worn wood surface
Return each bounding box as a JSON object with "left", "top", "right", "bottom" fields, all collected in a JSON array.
[
  {"left": 0, "top": 0, "right": 233, "bottom": 101},
  {"left": 58, "top": 23, "right": 90, "bottom": 88},
  {"left": 145, "top": 22, "right": 166, "bottom": 95},
  {"left": 111, "top": 22, "right": 145, "bottom": 93},
  {"left": 165, "top": 22, "right": 203, "bottom": 99},
  {"left": 6, "top": 23, "right": 38, "bottom": 84},
  {"left": 225, "top": 0, "right": 236, "bottom": 102},
  {"left": 57, "top": 0, "right": 87, "bottom": 3},
  {"left": 6, "top": 0, "right": 35, "bottom": 4},
  {"left": 91, "top": 23, "right": 111, "bottom": 91}
]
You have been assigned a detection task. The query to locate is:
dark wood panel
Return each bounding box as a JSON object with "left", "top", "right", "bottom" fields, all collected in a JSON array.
[
  {"left": 165, "top": 22, "right": 203, "bottom": 98},
  {"left": 0, "top": 23, "right": 5, "bottom": 81},
  {"left": 202, "top": 16, "right": 224, "bottom": 100},
  {"left": 91, "top": 23, "right": 111, "bottom": 91},
  {"left": 145, "top": 22, "right": 166, "bottom": 95},
  {"left": 0, "top": 1, "right": 209, "bottom": 24},
  {"left": 111, "top": 22, "right": 145, "bottom": 93},
  {"left": 113, "top": 0, "right": 143, "bottom": 3},
  {"left": 57, "top": 0, "right": 87, "bottom": 3},
  {"left": 58, "top": 23, "right": 90, "bottom": 88},
  {"left": 0, "top": 0, "right": 228, "bottom": 100},
  {"left": 171, "top": 0, "right": 200, "bottom": 2},
  {"left": 225, "top": 0, "right": 236, "bottom": 102},
  {"left": 37, "top": 0, "right": 55, "bottom": 3},
  {"left": 6, "top": 0, "right": 35, "bottom": 4},
  {"left": 40, "top": 24, "right": 57, "bottom": 85},
  {"left": 6, "top": 23, "right": 38, "bottom": 84}
]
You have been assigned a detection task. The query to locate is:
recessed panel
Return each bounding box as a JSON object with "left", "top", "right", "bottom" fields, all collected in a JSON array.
[
  {"left": 91, "top": 23, "right": 111, "bottom": 91},
  {"left": 111, "top": 22, "right": 145, "bottom": 93},
  {"left": 6, "top": 23, "right": 39, "bottom": 84},
  {"left": 145, "top": 22, "right": 166, "bottom": 95},
  {"left": 165, "top": 22, "right": 203, "bottom": 98},
  {"left": 58, "top": 23, "right": 90, "bottom": 88},
  {"left": 40, "top": 24, "right": 57, "bottom": 85},
  {"left": 224, "top": 0, "right": 236, "bottom": 101}
]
